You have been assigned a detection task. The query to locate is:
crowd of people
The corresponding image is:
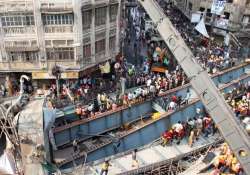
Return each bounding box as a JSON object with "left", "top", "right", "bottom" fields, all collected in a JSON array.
[
  {"left": 161, "top": 2, "right": 240, "bottom": 74},
  {"left": 72, "top": 66, "right": 188, "bottom": 119},
  {"left": 205, "top": 143, "right": 244, "bottom": 175},
  {"left": 161, "top": 108, "right": 216, "bottom": 147},
  {"left": 224, "top": 81, "right": 250, "bottom": 134}
]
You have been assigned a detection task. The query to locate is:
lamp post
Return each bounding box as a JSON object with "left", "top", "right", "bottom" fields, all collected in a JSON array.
[{"left": 52, "top": 65, "right": 61, "bottom": 98}]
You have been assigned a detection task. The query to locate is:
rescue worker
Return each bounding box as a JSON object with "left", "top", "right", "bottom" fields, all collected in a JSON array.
[
  {"left": 75, "top": 105, "right": 82, "bottom": 118},
  {"left": 220, "top": 143, "right": 229, "bottom": 155},
  {"left": 73, "top": 139, "right": 79, "bottom": 153},
  {"left": 196, "top": 117, "right": 203, "bottom": 139},
  {"left": 131, "top": 149, "right": 139, "bottom": 168},
  {"left": 100, "top": 160, "right": 112, "bottom": 175},
  {"left": 172, "top": 121, "right": 184, "bottom": 144},
  {"left": 161, "top": 129, "right": 174, "bottom": 147},
  {"left": 213, "top": 154, "right": 227, "bottom": 171},
  {"left": 203, "top": 116, "right": 212, "bottom": 137},
  {"left": 231, "top": 156, "right": 242, "bottom": 175},
  {"left": 187, "top": 118, "right": 195, "bottom": 147}
]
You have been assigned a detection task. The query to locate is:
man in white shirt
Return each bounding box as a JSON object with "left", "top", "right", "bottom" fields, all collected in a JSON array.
[
  {"left": 146, "top": 79, "right": 152, "bottom": 87},
  {"left": 168, "top": 101, "right": 176, "bottom": 111},
  {"left": 172, "top": 121, "right": 183, "bottom": 144}
]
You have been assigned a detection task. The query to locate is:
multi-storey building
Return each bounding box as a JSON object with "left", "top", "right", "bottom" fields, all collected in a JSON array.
[
  {"left": 0, "top": 0, "right": 121, "bottom": 86},
  {"left": 175, "top": 0, "right": 250, "bottom": 36}
]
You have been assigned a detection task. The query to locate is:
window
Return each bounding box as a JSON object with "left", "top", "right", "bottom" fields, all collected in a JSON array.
[
  {"left": 42, "top": 14, "right": 73, "bottom": 25},
  {"left": 0, "top": 12, "right": 34, "bottom": 27},
  {"left": 224, "top": 12, "right": 230, "bottom": 20},
  {"left": 95, "top": 39, "right": 105, "bottom": 54},
  {"left": 110, "top": 4, "right": 118, "bottom": 22},
  {"left": 46, "top": 48, "right": 74, "bottom": 60},
  {"left": 95, "top": 7, "right": 106, "bottom": 26},
  {"left": 83, "top": 44, "right": 91, "bottom": 58},
  {"left": 82, "top": 10, "right": 92, "bottom": 30},
  {"left": 109, "top": 36, "right": 116, "bottom": 51},
  {"left": 7, "top": 51, "right": 38, "bottom": 62}
]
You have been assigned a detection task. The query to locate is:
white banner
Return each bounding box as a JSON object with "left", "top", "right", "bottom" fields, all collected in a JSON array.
[
  {"left": 191, "top": 12, "right": 201, "bottom": 23},
  {"left": 215, "top": 18, "right": 229, "bottom": 29},
  {"left": 195, "top": 18, "right": 210, "bottom": 38},
  {"left": 211, "top": 0, "right": 226, "bottom": 15}
]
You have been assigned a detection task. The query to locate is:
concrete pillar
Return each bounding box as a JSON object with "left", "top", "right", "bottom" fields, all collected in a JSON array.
[
  {"left": 105, "top": 3, "right": 110, "bottom": 58},
  {"left": 73, "top": 0, "right": 83, "bottom": 66},
  {"left": 33, "top": 0, "right": 46, "bottom": 68},
  {"left": 91, "top": 0, "right": 96, "bottom": 63},
  {"left": 0, "top": 20, "right": 6, "bottom": 62},
  {"left": 115, "top": 0, "right": 122, "bottom": 55}
]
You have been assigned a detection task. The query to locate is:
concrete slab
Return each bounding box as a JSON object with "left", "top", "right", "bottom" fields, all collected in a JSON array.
[
  {"left": 18, "top": 99, "right": 45, "bottom": 175},
  {"left": 87, "top": 133, "right": 221, "bottom": 175}
]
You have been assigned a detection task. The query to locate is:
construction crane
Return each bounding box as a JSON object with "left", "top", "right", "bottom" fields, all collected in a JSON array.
[{"left": 138, "top": 0, "right": 250, "bottom": 173}]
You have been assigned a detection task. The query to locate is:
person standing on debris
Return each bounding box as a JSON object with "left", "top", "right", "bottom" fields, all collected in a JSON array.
[
  {"left": 187, "top": 118, "right": 195, "bottom": 147},
  {"left": 100, "top": 160, "right": 112, "bottom": 175},
  {"left": 131, "top": 149, "right": 139, "bottom": 168},
  {"left": 172, "top": 121, "right": 184, "bottom": 144},
  {"left": 73, "top": 139, "right": 79, "bottom": 153}
]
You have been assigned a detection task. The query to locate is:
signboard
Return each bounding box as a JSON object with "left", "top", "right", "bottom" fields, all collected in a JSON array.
[
  {"left": 214, "top": 17, "right": 229, "bottom": 29},
  {"left": 211, "top": 0, "right": 226, "bottom": 15},
  {"left": 32, "top": 72, "right": 53, "bottom": 79},
  {"left": 61, "top": 72, "right": 79, "bottom": 79},
  {"left": 191, "top": 12, "right": 201, "bottom": 23},
  {"left": 32, "top": 72, "right": 79, "bottom": 79}
]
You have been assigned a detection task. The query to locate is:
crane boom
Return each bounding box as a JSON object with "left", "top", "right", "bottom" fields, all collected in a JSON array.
[{"left": 138, "top": 0, "right": 250, "bottom": 173}]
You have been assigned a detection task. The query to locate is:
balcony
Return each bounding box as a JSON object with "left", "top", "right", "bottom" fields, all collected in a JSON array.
[
  {"left": 81, "top": 0, "right": 92, "bottom": 8},
  {"left": 242, "top": 23, "right": 250, "bottom": 31},
  {"left": 4, "top": 41, "right": 38, "bottom": 52},
  {"left": 44, "top": 25, "right": 73, "bottom": 33},
  {"left": 0, "top": 61, "right": 41, "bottom": 72},
  {"left": 2, "top": 26, "right": 36, "bottom": 36},
  {"left": 47, "top": 60, "right": 78, "bottom": 70},
  {"left": 0, "top": 0, "right": 33, "bottom": 13},
  {"left": 40, "top": 0, "right": 73, "bottom": 13}
]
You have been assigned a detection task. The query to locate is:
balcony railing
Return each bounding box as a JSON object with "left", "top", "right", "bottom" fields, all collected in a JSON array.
[
  {"left": 0, "top": 61, "right": 41, "bottom": 71},
  {"left": 40, "top": 0, "right": 73, "bottom": 12},
  {"left": 2, "top": 26, "right": 36, "bottom": 36},
  {"left": 0, "top": 0, "right": 33, "bottom": 13},
  {"left": 4, "top": 41, "right": 38, "bottom": 52},
  {"left": 242, "top": 23, "right": 250, "bottom": 31},
  {"left": 44, "top": 25, "right": 73, "bottom": 33}
]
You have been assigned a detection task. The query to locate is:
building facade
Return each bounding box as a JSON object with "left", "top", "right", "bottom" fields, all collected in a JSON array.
[
  {"left": 0, "top": 0, "right": 121, "bottom": 84},
  {"left": 175, "top": 0, "right": 250, "bottom": 36}
]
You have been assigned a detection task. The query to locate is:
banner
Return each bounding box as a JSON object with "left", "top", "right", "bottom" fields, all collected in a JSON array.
[
  {"left": 195, "top": 18, "right": 210, "bottom": 38},
  {"left": 211, "top": 0, "right": 226, "bottom": 15},
  {"left": 191, "top": 12, "right": 201, "bottom": 23},
  {"left": 214, "top": 17, "right": 229, "bottom": 29},
  {"left": 99, "top": 61, "right": 111, "bottom": 74}
]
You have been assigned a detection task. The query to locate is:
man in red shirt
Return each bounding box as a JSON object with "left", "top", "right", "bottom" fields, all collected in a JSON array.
[
  {"left": 161, "top": 129, "right": 174, "bottom": 147},
  {"left": 203, "top": 116, "right": 212, "bottom": 137}
]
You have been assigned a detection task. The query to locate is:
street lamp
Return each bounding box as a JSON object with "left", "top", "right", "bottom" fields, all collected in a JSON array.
[{"left": 52, "top": 65, "right": 61, "bottom": 98}]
